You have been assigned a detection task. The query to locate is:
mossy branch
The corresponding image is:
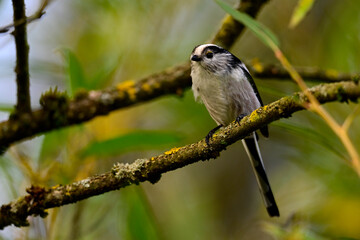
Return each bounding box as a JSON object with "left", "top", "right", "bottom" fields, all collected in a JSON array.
[
  {"left": 0, "top": 61, "right": 357, "bottom": 152},
  {"left": 0, "top": 81, "right": 359, "bottom": 230}
]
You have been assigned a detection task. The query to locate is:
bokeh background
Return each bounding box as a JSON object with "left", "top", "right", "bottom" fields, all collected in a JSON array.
[{"left": 0, "top": 0, "right": 360, "bottom": 239}]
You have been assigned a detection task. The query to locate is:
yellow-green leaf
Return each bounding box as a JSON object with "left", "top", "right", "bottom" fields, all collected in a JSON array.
[
  {"left": 60, "top": 48, "right": 87, "bottom": 97},
  {"left": 215, "top": 0, "right": 279, "bottom": 49},
  {"left": 289, "top": 0, "right": 315, "bottom": 28}
]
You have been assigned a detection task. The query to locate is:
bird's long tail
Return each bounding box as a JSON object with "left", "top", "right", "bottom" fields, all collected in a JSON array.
[{"left": 242, "top": 132, "right": 279, "bottom": 217}]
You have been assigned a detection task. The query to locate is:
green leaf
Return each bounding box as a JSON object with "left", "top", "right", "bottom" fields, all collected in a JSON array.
[
  {"left": 61, "top": 49, "right": 87, "bottom": 97},
  {"left": 39, "top": 128, "right": 72, "bottom": 162},
  {"left": 0, "top": 156, "right": 19, "bottom": 198},
  {"left": 81, "top": 130, "right": 183, "bottom": 158},
  {"left": 88, "top": 57, "right": 119, "bottom": 90},
  {"left": 61, "top": 49, "right": 119, "bottom": 93},
  {"left": 123, "top": 187, "right": 162, "bottom": 240},
  {"left": 215, "top": 0, "right": 280, "bottom": 48},
  {"left": 289, "top": 0, "right": 315, "bottom": 28},
  {"left": 0, "top": 104, "right": 14, "bottom": 112}
]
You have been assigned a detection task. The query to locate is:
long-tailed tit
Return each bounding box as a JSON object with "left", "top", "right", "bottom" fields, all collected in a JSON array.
[{"left": 190, "top": 44, "right": 279, "bottom": 217}]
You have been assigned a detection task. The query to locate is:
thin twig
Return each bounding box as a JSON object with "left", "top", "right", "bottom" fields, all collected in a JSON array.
[
  {"left": 1, "top": 0, "right": 48, "bottom": 34},
  {"left": 342, "top": 105, "right": 360, "bottom": 132},
  {"left": 273, "top": 47, "right": 360, "bottom": 176}
]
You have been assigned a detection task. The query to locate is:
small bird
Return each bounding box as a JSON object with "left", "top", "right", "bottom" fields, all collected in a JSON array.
[{"left": 190, "top": 44, "right": 279, "bottom": 217}]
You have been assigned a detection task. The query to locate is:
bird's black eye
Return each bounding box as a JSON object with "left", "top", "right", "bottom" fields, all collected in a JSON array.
[{"left": 205, "top": 51, "right": 214, "bottom": 59}]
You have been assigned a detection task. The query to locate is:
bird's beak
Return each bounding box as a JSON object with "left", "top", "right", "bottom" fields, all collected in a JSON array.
[{"left": 191, "top": 55, "right": 201, "bottom": 62}]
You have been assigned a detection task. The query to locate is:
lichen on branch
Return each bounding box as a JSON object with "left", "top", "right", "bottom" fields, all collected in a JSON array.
[{"left": 0, "top": 81, "right": 359, "bottom": 230}]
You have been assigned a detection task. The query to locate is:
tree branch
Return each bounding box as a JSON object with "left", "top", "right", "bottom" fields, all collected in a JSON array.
[
  {"left": 0, "top": 81, "right": 359, "bottom": 229},
  {"left": 12, "top": 0, "right": 31, "bottom": 113},
  {"left": 0, "top": 0, "right": 270, "bottom": 151},
  {"left": 248, "top": 63, "right": 358, "bottom": 83}
]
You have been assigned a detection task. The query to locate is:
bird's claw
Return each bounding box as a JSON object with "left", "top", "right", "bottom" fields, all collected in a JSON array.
[
  {"left": 236, "top": 114, "right": 247, "bottom": 125},
  {"left": 205, "top": 132, "right": 214, "bottom": 146},
  {"left": 205, "top": 125, "right": 222, "bottom": 146}
]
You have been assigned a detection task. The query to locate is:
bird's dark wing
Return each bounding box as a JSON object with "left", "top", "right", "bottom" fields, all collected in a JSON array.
[
  {"left": 241, "top": 66, "right": 263, "bottom": 106},
  {"left": 241, "top": 66, "right": 269, "bottom": 138},
  {"left": 228, "top": 54, "right": 265, "bottom": 106}
]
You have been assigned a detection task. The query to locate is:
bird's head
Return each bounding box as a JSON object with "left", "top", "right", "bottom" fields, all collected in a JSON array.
[{"left": 190, "top": 44, "right": 240, "bottom": 74}]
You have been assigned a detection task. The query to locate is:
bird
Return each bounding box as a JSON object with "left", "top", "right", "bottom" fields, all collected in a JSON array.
[{"left": 190, "top": 43, "right": 279, "bottom": 217}]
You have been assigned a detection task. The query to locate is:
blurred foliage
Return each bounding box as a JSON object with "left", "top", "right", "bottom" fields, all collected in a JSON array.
[
  {"left": 80, "top": 130, "right": 183, "bottom": 158},
  {"left": 216, "top": 0, "right": 280, "bottom": 48},
  {"left": 0, "top": 0, "right": 360, "bottom": 239},
  {"left": 273, "top": 121, "right": 346, "bottom": 160},
  {"left": 289, "top": 0, "right": 316, "bottom": 28},
  {"left": 61, "top": 48, "right": 118, "bottom": 96},
  {"left": 0, "top": 104, "right": 13, "bottom": 112}
]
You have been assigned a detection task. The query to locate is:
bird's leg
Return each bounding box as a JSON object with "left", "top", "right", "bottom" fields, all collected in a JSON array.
[
  {"left": 205, "top": 124, "right": 223, "bottom": 146},
  {"left": 236, "top": 114, "right": 247, "bottom": 125}
]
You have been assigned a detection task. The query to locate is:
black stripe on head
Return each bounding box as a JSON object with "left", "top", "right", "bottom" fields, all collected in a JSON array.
[
  {"left": 203, "top": 45, "right": 243, "bottom": 69},
  {"left": 201, "top": 45, "right": 228, "bottom": 55}
]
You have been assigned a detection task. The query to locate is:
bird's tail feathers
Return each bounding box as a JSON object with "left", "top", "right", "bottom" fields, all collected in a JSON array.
[{"left": 242, "top": 132, "right": 279, "bottom": 217}]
